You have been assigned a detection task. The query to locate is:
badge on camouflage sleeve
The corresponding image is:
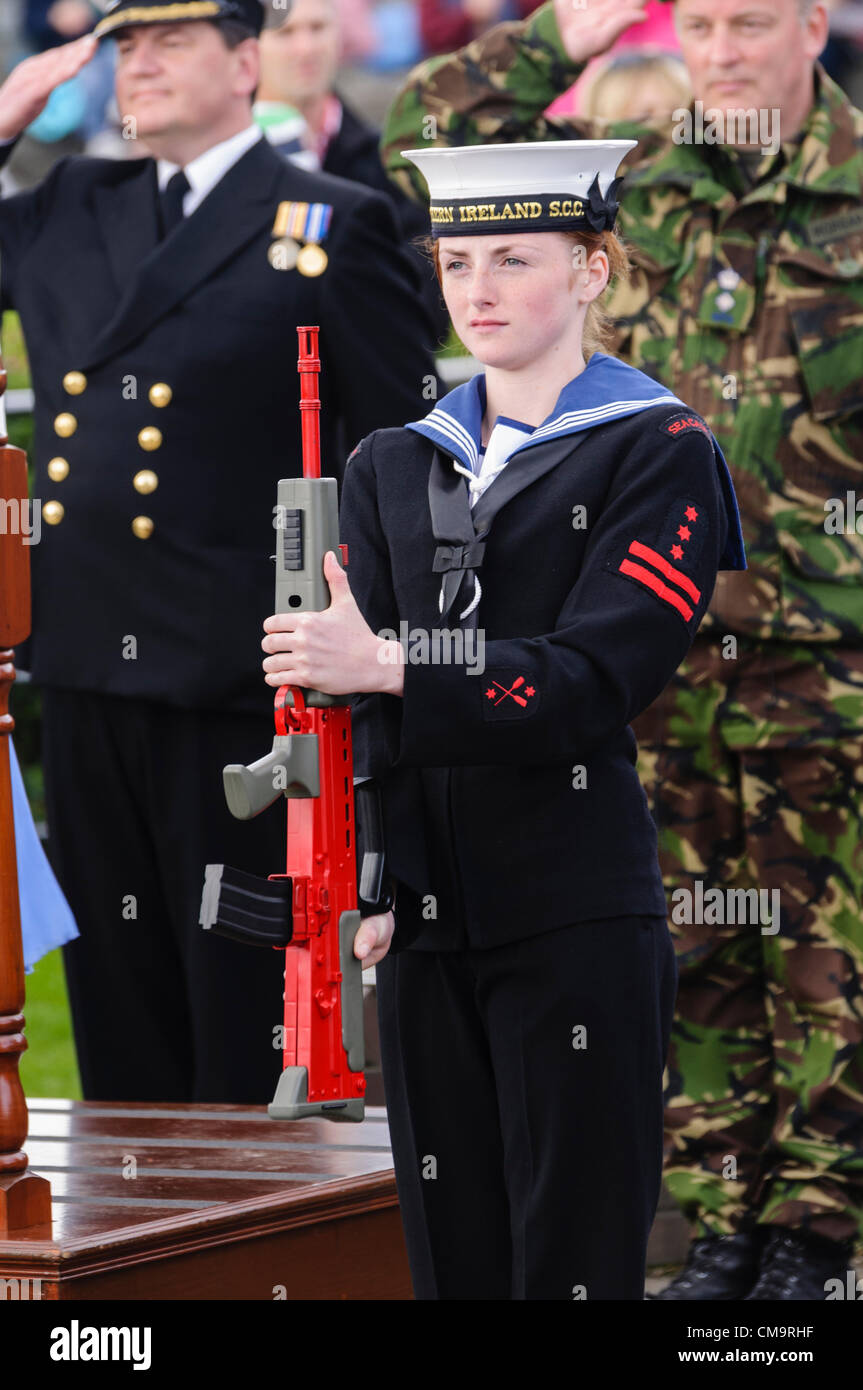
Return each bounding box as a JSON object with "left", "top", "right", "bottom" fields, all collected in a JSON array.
[
  {"left": 695, "top": 257, "right": 755, "bottom": 333},
  {"left": 481, "top": 671, "right": 540, "bottom": 721},
  {"left": 607, "top": 497, "right": 706, "bottom": 626}
]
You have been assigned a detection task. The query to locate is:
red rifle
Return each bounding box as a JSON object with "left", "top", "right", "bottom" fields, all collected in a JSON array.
[{"left": 200, "top": 327, "right": 387, "bottom": 1122}]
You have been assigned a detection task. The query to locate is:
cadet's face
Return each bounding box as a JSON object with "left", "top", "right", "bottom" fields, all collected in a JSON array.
[
  {"left": 674, "top": 0, "right": 828, "bottom": 135},
  {"left": 114, "top": 22, "right": 258, "bottom": 141},
  {"left": 259, "top": 0, "right": 340, "bottom": 105},
  {"left": 437, "top": 233, "right": 600, "bottom": 371}
]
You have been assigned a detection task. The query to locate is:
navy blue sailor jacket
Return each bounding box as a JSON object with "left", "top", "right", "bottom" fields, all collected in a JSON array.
[{"left": 341, "top": 353, "right": 746, "bottom": 952}]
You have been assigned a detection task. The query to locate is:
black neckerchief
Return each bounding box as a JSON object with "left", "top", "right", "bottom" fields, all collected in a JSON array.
[{"left": 427, "top": 432, "right": 592, "bottom": 629}]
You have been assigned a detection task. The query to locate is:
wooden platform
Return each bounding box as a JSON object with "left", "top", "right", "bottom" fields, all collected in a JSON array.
[
  {"left": 0, "top": 1100, "right": 411, "bottom": 1300},
  {"left": 0, "top": 1093, "right": 698, "bottom": 1300}
]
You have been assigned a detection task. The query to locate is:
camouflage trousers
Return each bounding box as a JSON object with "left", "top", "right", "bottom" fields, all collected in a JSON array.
[{"left": 633, "top": 636, "right": 863, "bottom": 1248}]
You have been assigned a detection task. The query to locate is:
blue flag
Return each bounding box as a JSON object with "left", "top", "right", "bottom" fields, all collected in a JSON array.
[{"left": 9, "top": 739, "right": 79, "bottom": 973}]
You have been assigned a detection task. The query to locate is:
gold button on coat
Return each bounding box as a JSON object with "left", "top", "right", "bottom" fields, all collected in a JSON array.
[
  {"left": 63, "top": 371, "right": 87, "bottom": 395},
  {"left": 47, "top": 457, "right": 70, "bottom": 482},
  {"left": 42, "top": 500, "right": 64, "bottom": 524},
  {"left": 138, "top": 426, "right": 162, "bottom": 451},
  {"left": 133, "top": 469, "right": 158, "bottom": 494},
  {"left": 132, "top": 515, "right": 154, "bottom": 539},
  {"left": 148, "top": 382, "right": 172, "bottom": 408},
  {"left": 54, "top": 413, "right": 77, "bottom": 437}
]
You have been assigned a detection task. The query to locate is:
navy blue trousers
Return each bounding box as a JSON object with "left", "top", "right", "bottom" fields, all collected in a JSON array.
[{"left": 376, "top": 914, "right": 677, "bottom": 1300}]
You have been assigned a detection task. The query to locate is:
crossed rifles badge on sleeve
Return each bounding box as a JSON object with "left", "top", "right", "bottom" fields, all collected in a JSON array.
[{"left": 268, "top": 201, "right": 333, "bottom": 276}]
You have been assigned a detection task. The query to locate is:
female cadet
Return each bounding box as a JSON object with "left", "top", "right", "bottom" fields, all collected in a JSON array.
[{"left": 261, "top": 141, "right": 746, "bottom": 1301}]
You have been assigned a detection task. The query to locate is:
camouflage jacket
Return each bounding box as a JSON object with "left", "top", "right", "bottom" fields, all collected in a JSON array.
[{"left": 383, "top": 3, "right": 863, "bottom": 645}]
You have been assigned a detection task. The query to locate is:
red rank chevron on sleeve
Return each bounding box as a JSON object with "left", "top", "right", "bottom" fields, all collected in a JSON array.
[{"left": 612, "top": 496, "right": 706, "bottom": 625}]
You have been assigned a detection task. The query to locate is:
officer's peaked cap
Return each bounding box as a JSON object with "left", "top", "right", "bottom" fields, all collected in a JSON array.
[{"left": 94, "top": 0, "right": 265, "bottom": 40}]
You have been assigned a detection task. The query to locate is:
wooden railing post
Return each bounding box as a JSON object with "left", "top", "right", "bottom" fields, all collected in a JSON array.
[{"left": 0, "top": 350, "right": 51, "bottom": 1234}]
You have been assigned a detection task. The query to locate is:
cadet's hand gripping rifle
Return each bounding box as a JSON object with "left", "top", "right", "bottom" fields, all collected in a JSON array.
[{"left": 200, "top": 327, "right": 387, "bottom": 1122}]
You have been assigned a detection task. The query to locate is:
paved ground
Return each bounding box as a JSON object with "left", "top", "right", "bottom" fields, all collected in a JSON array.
[{"left": 645, "top": 1270, "right": 676, "bottom": 1298}]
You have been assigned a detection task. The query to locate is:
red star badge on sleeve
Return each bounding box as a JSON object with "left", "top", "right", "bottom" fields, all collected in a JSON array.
[
  {"left": 685, "top": 506, "right": 698, "bottom": 522},
  {"left": 670, "top": 543, "right": 684, "bottom": 559}
]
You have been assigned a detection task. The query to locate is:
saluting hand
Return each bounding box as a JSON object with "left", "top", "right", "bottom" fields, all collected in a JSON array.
[
  {"left": 552, "top": 0, "right": 649, "bottom": 66},
  {"left": 262, "top": 550, "right": 405, "bottom": 697},
  {"left": 0, "top": 34, "right": 98, "bottom": 142}
]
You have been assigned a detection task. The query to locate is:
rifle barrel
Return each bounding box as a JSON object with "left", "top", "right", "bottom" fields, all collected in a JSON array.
[{"left": 297, "top": 326, "right": 321, "bottom": 480}]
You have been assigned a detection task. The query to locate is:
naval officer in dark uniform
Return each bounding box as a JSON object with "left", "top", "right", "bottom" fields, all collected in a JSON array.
[
  {"left": 0, "top": 0, "right": 438, "bottom": 1103},
  {"left": 260, "top": 138, "right": 747, "bottom": 1298}
]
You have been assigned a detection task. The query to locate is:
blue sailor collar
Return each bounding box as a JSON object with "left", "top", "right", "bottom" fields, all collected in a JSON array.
[{"left": 408, "top": 353, "right": 746, "bottom": 571}]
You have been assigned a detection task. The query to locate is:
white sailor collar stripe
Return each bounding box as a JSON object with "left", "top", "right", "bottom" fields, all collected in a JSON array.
[
  {"left": 528, "top": 394, "right": 683, "bottom": 442},
  {"left": 420, "top": 407, "right": 480, "bottom": 470},
  {"left": 407, "top": 354, "right": 685, "bottom": 475},
  {"left": 409, "top": 352, "right": 747, "bottom": 573}
]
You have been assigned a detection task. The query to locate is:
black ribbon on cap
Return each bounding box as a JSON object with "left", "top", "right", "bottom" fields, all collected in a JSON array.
[{"left": 583, "top": 174, "right": 624, "bottom": 233}]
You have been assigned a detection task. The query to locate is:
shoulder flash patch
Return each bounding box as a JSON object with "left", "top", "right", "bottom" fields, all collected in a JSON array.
[{"left": 659, "top": 412, "right": 711, "bottom": 439}]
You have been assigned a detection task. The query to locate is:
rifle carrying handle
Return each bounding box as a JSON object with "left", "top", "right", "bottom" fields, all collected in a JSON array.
[{"left": 273, "top": 474, "right": 342, "bottom": 708}]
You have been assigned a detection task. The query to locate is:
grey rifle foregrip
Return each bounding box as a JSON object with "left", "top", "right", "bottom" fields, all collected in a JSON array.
[
  {"left": 223, "top": 734, "right": 321, "bottom": 821},
  {"left": 274, "top": 474, "right": 341, "bottom": 709},
  {"left": 267, "top": 909, "right": 365, "bottom": 1122}
]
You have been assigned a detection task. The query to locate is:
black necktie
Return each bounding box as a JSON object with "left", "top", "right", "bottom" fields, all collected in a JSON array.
[{"left": 159, "top": 170, "right": 190, "bottom": 237}]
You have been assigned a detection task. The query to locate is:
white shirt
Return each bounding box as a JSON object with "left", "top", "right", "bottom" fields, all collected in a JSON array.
[
  {"left": 464, "top": 419, "right": 534, "bottom": 506},
  {"left": 156, "top": 123, "right": 262, "bottom": 217}
]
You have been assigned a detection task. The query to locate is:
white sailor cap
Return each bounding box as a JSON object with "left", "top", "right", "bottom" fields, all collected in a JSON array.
[{"left": 401, "top": 139, "right": 637, "bottom": 239}]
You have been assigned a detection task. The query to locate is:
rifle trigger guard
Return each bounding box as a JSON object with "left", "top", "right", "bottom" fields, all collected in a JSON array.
[{"left": 276, "top": 683, "right": 306, "bottom": 735}]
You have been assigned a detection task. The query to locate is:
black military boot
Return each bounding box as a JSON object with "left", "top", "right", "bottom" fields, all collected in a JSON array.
[
  {"left": 744, "top": 1226, "right": 857, "bottom": 1300},
  {"left": 650, "top": 1230, "right": 766, "bottom": 1300}
]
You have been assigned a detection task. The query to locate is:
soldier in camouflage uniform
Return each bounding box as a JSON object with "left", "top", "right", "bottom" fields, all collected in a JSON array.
[{"left": 382, "top": 0, "right": 863, "bottom": 1299}]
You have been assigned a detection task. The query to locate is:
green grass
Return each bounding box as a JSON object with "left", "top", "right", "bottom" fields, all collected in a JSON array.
[
  {"left": 437, "top": 322, "right": 470, "bottom": 358},
  {"left": 2, "top": 310, "right": 31, "bottom": 388},
  {"left": 19, "top": 947, "right": 81, "bottom": 1100}
]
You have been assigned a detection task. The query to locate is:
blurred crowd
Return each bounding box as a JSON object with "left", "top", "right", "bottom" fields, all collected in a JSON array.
[{"left": 2, "top": 0, "right": 862, "bottom": 190}]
